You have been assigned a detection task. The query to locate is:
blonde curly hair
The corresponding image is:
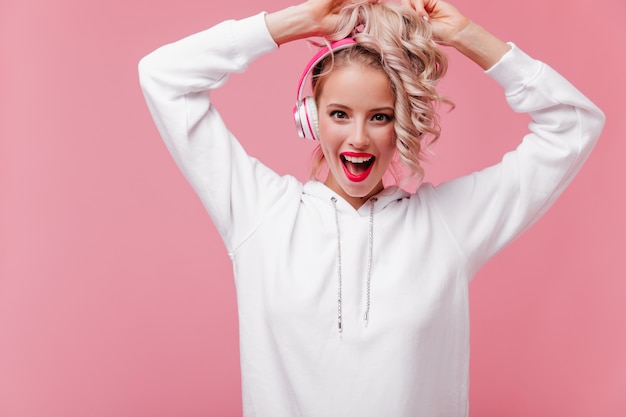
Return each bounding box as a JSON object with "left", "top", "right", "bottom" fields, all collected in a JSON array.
[{"left": 310, "top": 2, "right": 452, "bottom": 183}]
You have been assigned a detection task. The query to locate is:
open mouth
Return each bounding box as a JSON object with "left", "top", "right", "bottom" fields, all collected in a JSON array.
[{"left": 341, "top": 153, "right": 375, "bottom": 182}]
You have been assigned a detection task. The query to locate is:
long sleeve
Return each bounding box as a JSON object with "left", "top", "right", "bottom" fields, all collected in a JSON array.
[
  {"left": 430, "top": 44, "right": 605, "bottom": 274},
  {"left": 138, "top": 13, "right": 298, "bottom": 253}
]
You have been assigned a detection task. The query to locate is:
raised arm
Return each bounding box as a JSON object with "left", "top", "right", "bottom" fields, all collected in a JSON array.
[
  {"left": 403, "top": 0, "right": 605, "bottom": 270},
  {"left": 138, "top": 14, "right": 286, "bottom": 252}
]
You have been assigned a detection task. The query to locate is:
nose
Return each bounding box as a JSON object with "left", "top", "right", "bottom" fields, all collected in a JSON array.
[{"left": 349, "top": 120, "right": 369, "bottom": 149}]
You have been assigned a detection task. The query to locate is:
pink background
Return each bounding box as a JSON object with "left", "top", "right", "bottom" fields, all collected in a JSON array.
[{"left": 1, "top": 0, "right": 625, "bottom": 415}]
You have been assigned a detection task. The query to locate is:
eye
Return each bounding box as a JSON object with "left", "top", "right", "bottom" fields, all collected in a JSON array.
[
  {"left": 329, "top": 110, "right": 348, "bottom": 120},
  {"left": 371, "top": 113, "right": 393, "bottom": 122}
]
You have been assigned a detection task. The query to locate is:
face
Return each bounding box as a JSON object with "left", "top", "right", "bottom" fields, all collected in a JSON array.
[{"left": 316, "top": 63, "right": 396, "bottom": 209}]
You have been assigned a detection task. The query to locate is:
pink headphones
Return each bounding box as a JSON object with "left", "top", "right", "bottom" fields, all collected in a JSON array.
[{"left": 293, "top": 38, "right": 357, "bottom": 141}]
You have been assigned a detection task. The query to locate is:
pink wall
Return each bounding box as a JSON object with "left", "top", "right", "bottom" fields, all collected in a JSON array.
[{"left": 1, "top": 0, "right": 624, "bottom": 416}]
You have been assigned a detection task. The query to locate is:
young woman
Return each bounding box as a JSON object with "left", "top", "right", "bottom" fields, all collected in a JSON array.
[{"left": 139, "top": 0, "right": 605, "bottom": 415}]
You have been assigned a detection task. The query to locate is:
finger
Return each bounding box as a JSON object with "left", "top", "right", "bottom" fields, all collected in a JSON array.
[{"left": 402, "top": 0, "right": 429, "bottom": 20}]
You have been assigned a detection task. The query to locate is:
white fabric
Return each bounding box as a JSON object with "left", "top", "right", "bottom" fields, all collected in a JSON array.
[{"left": 139, "top": 13, "right": 605, "bottom": 417}]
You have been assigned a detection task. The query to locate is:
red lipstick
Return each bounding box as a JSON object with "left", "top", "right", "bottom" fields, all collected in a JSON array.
[{"left": 340, "top": 152, "right": 375, "bottom": 182}]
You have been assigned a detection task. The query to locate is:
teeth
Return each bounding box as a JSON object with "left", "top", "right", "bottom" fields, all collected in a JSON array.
[{"left": 343, "top": 155, "right": 373, "bottom": 164}]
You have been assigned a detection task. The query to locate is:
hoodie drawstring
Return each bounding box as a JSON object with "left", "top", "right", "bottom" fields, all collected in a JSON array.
[
  {"left": 364, "top": 197, "right": 376, "bottom": 326},
  {"left": 330, "top": 196, "right": 377, "bottom": 334},
  {"left": 331, "top": 197, "right": 344, "bottom": 334}
]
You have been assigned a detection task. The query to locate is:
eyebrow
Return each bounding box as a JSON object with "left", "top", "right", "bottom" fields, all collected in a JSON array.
[{"left": 326, "top": 103, "right": 395, "bottom": 112}]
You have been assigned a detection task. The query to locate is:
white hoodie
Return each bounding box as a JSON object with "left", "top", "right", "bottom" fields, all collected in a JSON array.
[{"left": 139, "top": 12, "right": 605, "bottom": 417}]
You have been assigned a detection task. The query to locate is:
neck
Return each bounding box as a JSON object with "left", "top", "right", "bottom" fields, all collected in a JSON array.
[{"left": 324, "top": 178, "right": 384, "bottom": 210}]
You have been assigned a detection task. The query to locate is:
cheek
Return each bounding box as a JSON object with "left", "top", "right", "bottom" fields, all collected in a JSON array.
[
  {"left": 319, "top": 116, "right": 340, "bottom": 136},
  {"left": 318, "top": 120, "right": 345, "bottom": 150},
  {"left": 375, "top": 126, "right": 397, "bottom": 156}
]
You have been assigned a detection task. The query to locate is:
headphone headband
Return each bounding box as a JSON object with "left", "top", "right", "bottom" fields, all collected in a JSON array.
[{"left": 295, "top": 38, "right": 357, "bottom": 102}]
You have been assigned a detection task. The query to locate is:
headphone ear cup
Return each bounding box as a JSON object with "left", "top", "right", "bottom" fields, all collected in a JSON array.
[
  {"left": 304, "top": 96, "right": 320, "bottom": 141},
  {"left": 293, "top": 96, "right": 320, "bottom": 141}
]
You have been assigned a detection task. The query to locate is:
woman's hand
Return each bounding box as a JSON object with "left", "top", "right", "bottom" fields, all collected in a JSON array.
[
  {"left": 307, "top": 0, "right": 380, "bottom": 37},
  {"left": 266, "top": 0, "right": 378, "bottom": 45},
  {"left": 400, "top": 0, "right": 470, "bottom": 45},
  {"left": 402, "top": 0, "right": 511, "bottom": 70}
]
